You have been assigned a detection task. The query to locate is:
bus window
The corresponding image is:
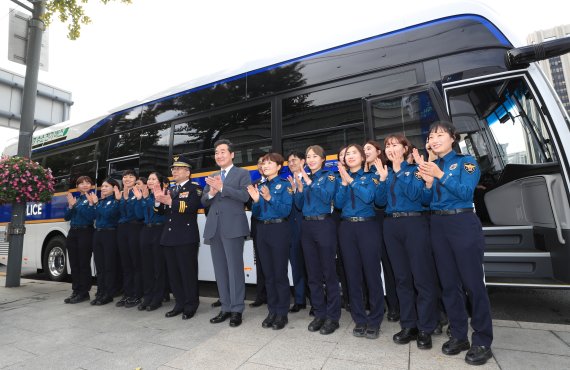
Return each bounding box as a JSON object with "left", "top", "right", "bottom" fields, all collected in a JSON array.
[
  {"left": 45, "top": 144, "right": 97, "bottom": 191},
  {"left": 282, "top": 126, "right": 364, "bottom": 157},
  {"left": 139, "top": 122, "right": 172, "bottom": 176},
  {"left": 108, "top": 130, "right": 142, "bottom": 159}
]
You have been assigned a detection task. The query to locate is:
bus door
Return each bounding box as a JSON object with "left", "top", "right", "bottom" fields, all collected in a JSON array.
[
  {"left": 107, "top": 155, "right": 140, "bottom": 187},
  {"left": 442, "top": 72, "right": 570, "bottom": 286}
]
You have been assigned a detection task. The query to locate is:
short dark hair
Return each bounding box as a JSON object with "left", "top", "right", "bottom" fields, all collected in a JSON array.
[
  {"left": 214, "top": 139, "right": 234, "bottom": 153},
  {"left": 148, "top": 172, "right": 165, "bottom": 189},
  {"left": 122, "top": 169, "right": 138, "bottom": 179},
  {"left": 76, "top": 176, "right": 94, "bottom": 186},
  {"left": 428, "top": 121, "right": 460, "bottom": 142},
  {"left": 137, "top": 176, "right": 147, "bottom": 185},
  {"left": 261, "top": 152, "right": 285, "bottom": 168},
  {"left": 384, "top": 134, "right": 413, "bottom": 158},
  {"left": 287, "top": 150, "right": 305, "bottom": 161},
  {"left": 344, "top": 144, "right": 366, "bottom": 169},
  {"left": 103, "top": 177, "right": 120, "bottom": 189}
]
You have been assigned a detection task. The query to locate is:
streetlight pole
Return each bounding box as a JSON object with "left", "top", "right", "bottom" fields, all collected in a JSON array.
[{"left": 5, "top": 0, "right": 46, "bottom": 287}]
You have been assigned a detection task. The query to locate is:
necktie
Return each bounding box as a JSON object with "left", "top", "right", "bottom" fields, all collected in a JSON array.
[
  {"left": 436, "top": 158, "right": 444, "bottom": 200},
  {"left": 172, "top": 184, "right": 181, "bottom": 198},
  {"left": 350, "top": 173, "right": 356, "bottom": 209},
  {"left": 390, "top": 174, "right": 398, "bottom": 207},
  {"left": 221, "top": 169, "right": 226, "bottom": 182},
  {"left": 307, "top": 173, "right": 313, "bottom": 205}
]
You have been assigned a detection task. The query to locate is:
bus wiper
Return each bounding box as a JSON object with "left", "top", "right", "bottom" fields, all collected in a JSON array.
[{"left": 506, "top": 37, "right": 570, "bottom": 70}]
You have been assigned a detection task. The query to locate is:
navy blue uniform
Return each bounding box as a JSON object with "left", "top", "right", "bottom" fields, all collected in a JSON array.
[
  {"left": 375, "top": 163, "right": 439, "bottom": 333},
  {"left": 158, "top": 181, "right": 202, "bottom": 315},
  {"left": 295, "top": 169, "right": 341, "bottom": 321},
  {"left": 64, "top": 193, "right": 95, "bottom": 297},
  {"left": 135, "top": 194, "right": 167, "bottom": 308},
  {"left": 335, "top": 169, "right": 384, "bottom": 329},
  {"left": 252, "top": 176, "right": 293, "bottom": 316},
  {"left": 248, "top": 177, "right": 267, "bottom": 304},
  {"left": 92, "top": 196, "right": 120, "bottom": 300},
  {"left": 288, "top": 175, "right": 307, "bottom": 308},
  {"left": 117, "top": 190, "right": 144, "bottom": 300},
  {"left": 423, "top": 151, "right": 493, "bottom": 347}
]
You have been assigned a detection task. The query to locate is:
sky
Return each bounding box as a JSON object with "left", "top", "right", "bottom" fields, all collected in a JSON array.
[{"left": 1, "top": 0, "right": 569, "bottom": 150}]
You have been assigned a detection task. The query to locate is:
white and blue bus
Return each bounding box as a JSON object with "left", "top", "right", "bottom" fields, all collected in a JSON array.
[{"left": 2, "top": 2, "right": 570, "bottom": 287}]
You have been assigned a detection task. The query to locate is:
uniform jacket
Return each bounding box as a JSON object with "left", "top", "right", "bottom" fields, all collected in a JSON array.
[
  {"left": 374, "top": 162, "right": 425, "bottom": 213},
  {"left": 201, "top": 166, "right": 251, "bottom": 240},
  {"left": 64, "top": 193, "right": 94, "bottom": 227},
  {"left": 251, "top": 176, "right": 293, "bottom": 221},
  {"left": 94, "top": 196, "right": 120, "bottom": 229},
  {"left": 158, "top": 181, "right": 203, "bottom": 246}
]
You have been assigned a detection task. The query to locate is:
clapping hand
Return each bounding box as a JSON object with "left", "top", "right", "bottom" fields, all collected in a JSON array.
[
  {"left": 374, "top": 158, "right": 388, "bottom": 181},
  {"left": 132, "top": 186, "right": 143, "bottom": 200},
  {"left": 86, "top": 192, "right": 98, "bottom": 205},
  {"left": 205, "top": 175, "right": 222, "bottom": 196},
  {"left": 113, "top": 186, "right": 121, "bottom": 200},
  {"left": 66, "top": 193, "right": 76, "bottom": 207},
  {"left": 260, "top": 184, "right": 271, "bottom": 201},
  {"left": 337, "top": 164, "right": 352, "bottom": 186},
  {"left": 287, "top": 175, "right": 296, "bottom": 191},
  {"left": 247, "top": 184, "right": 260, "bottom": 203}
]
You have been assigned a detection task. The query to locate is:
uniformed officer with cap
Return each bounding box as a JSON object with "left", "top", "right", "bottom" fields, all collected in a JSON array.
[{"left": 154, "top": 155, "right": 203, "bottom": 320}]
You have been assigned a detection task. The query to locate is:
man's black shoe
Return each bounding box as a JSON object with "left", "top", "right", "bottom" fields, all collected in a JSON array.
[
  {"left": 115, "top": 296, "right": 128, "bottom": 307},
  {"left": 319, "top": 319, "right": 340, "bottom": 335},
  {"left": 465, "top": 345, "right": 492, "bottom": 365},
  {"left": 163, "top": 294, "right": 171, "bottom": 302},
  {"left": 393, "top": 327, "right": 419, "bottom": 344},
  {"left": 387, "top": 310, "right": 400, "bottom": 322},
  {"left": 64, "top": 292, "right": 78, "bottom": 304},
  {"left": 249, "top": 299, "right": 266, "bottom": 308},
  {"left": 146, "top": 303, "right": 161, "bottom": 311},
  {"left": 289, "top": 303, "right": 306, "bottom": 313},
  {"left": 165, "top": 309, "right": 182, "bottom": 318},
  {"left": 365, "top": 327, "right": 380, "bottom": 339},
  {"left": 262, "top": 313, "right": 276, "bottom": 328},
  {"left": 95, "top": 295, "right": 113, "bottom": 306},
  {"left": 417, "top": 331, "right": 432, "bottom": 349},
  {"left": 309, "top": 307, "right": 315, "bottom": 316},
  {"left": 90, "top": 297, "right": 100, "bottom": 306},
  {"left": 353, "top": 323, "right": 367, "bottom": 337},
  {"left": 124, "top": 297, "right": 141, "bottom": 308},
  {"left": 442, "top": 337, "right": 471, "bottom": 355},
  {"left": 272, "top": 315, "right": 288, "bottom": 330},
  {"left": 69, "top": 293, "right": 90, "bottom": 304},
  {"left": 182, "top": 311, "right": 195, "bottom": 320},
  {"left": 433, "top": 322, "right": 443, "bottom": 335},
  {"left": 210, "top": 311, "right": 231, "bottom": 324},
  {"left": 308, "top": 318, "right": 325, "bottom": 332},
  {"left": 229, "top": 312, "right": 243, "bottom": 327},
  {"left": 211, "top": 299, "right": 221, "bottom": 308},
  {"left": 137, "top": 303, "right": 148, "bottom": 311}
]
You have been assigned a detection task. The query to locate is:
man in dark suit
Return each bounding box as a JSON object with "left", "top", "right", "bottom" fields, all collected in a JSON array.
[
  {"left": 155, "top": 155, "right": 202, "bottom": 320},
  {"left": 202, "top": 139, "right": 251, "bottom": 327}
]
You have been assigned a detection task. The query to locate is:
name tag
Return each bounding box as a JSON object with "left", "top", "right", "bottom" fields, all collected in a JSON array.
[{"left": 179, "top": 192, "right": 189, "bottom": 199}]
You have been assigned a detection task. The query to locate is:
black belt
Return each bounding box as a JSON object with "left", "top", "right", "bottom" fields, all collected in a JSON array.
[
  {"left": 341, "top": 217, "right": 375, "bottom": 222},
  {"left": 70, "top": 225, "right": 92, "bottom": 230},
  {"left": 431, "top": 208, "right": 474, "bottom": 215},
  {"left": 260, "top": 218, "right": 287, "bottom": 224},
  {"left": 145, "top": 223, "right": 164, "bottom": 228},
  {"left": 385, "top": 211, "right": 424, "bottom": 218},
  {"left": 96, "top": 227, "right": 116, "bottom": 231},
  {"left": 303, "top": 214, "right": 331, "bottom": 221},
  {"left": 129, "top": 220, "right": 143, "bottom": 225}
]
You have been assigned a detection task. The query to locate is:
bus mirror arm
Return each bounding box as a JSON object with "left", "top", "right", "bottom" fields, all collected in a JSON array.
[{"left": 506, "top": 37, "right": 570, "bottom": 70}]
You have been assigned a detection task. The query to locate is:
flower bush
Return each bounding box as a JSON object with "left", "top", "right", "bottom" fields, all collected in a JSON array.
[{"left": 0, "top": 155, "right": 55, "bottom": 204}]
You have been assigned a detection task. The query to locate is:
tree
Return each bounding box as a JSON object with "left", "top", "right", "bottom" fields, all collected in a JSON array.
[{"left": 43, "top": 0, "right": 132, "bottom": 40}]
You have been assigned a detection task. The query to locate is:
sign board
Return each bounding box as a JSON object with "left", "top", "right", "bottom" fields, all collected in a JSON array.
[{"left": 7, "top": 8, "right": 49, "bottom": 71}]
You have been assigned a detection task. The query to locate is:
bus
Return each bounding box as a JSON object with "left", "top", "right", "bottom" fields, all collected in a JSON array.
[{"left": 2, "top": 2, "right": 570, "bottom": 287}]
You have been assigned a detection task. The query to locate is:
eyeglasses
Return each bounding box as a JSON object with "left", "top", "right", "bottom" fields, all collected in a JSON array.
[{"left": 171, "top": 167, "right": 189, "bottom": 173}]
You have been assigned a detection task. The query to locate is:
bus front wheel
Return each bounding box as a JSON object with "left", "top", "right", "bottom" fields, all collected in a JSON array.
[{"left": 43, "top": 236, "right": 68, "bottom": 282}]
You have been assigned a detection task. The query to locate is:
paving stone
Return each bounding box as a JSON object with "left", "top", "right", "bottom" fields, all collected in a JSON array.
[
  {"left": 493, "top": 326, "right": 570, "bottom": 355},
  {"left": 493, "top": 348, "right": 570, "bottom": 370}
]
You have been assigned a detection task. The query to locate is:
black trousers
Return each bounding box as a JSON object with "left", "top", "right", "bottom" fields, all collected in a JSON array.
[
  {"left": 93, "top": 229, "right": 118, "bottom": 298},
  {"left": 140, "top": 226, "right": 166, "bottom": 307},
  {"left": 67, "top": 227, "right": 93, "bottom": 295},
  {"left": 251, "top": 218, "right": 267, "bottom": 302},
  {"left": 117, "top": 223, "right": 143, "bottom": 298},
  {"left": 376, "top": 210, "right": 399, "bottom": 313},
  {"left": 163, "top": 243, "right": 199, "bottom": 313}
]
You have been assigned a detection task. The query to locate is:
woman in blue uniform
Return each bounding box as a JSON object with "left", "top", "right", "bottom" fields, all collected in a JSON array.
[
  {"left": 363, "top": 140, "right": 400, "bottom": 322},
  {"left": 63, "top": 176, "right": 95, "bottom": 304},
  {"left": 247, "top": 153, "right": 293, "bottom": 330},
  {"left": 335, "top": 144, "right": 384, "bottom": 339},
  {"left": 89, "top": 178, "right": 121, "bottom": 305},
  {"left": 133, "top": 172, "right": 167, "bottom": 311},
  {"left": 294, "top": 145, "right": 341, "bottom": 335},
  {"left": 374, "top": 134, "right": 439, "bottom": 350},
  {"left": 415, "top": 121, "right": 493, "bottom": 366}
]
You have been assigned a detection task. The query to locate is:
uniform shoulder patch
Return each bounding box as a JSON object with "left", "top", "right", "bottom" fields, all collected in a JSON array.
[
  {"left": 191, "top": 181, "right": 200, "bottom": 186},
  {"left": 328, "top": 174, "right": 335, "bottom": 182},
  {"left": 464, "top": 163, "right": 476, "bottom": 174},
  {"left": 449, "top": 163, "right": 458, "bottom": 171},
  {"left": 276, "top": 183, "right": 282, "bottom": 190}
]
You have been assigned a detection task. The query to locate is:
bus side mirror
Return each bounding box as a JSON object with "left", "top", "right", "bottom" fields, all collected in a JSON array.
[{"left": 506, "top": 37, "right": 570, "bottom": 70}]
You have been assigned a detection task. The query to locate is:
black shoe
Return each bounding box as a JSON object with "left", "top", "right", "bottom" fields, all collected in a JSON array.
[
  {"left": 69, "top": 293, "right": 90, "bottom": 304},
  {"left": 124, "top": 297, "right": 141, "bottom": 308},
  {"left": 115, "top": 296, "right": 128, "bottom": 307},
  {"left": 90, "top": 297, "right": 100, "bottom": 305},
  {"left": 165, "top": 309, "right": 182, "bottom": 318},
  {"left": 210, "top": 311, "right": 231, "bottom": 324},
  {"left": 446, "top": 325, "right": 452, "bottom": 338},
  {"left": 289, "top": 303, "right": 306, "bottom": 313},
  {"left": 465, "top": 345, "right": 493, "bottom": 365},
  {"left": 433, "top": 322, "right": 443, "bottom": 335},
  {"left": 137, "top": 302, "right": 149, "bottom": 311},
  {"left": 417, "top": 331, "right": 432, "bottom": 349},
  {"left": 308, "top": 318, "right": 325, "bottom": 332},
  {"left": 182, "top": 311, "right": 195, "bottom": 320},
  {"left": 393, "top": 327, "right": 419, "bottom": 344},
  {"left": 229, "top": 312, "right": 243, "bottom": 327},
  {"left": 211, "top": 299, "right": 221, "bottom": 308},
  {"left": 365, "top": 326, "right": 380, "bottom": 339},
  {"left": 262, "top": 313, "right": 277, "bottom": 328},
  {"left": 146, "top": 303, "right": 162, "bottom": 311},
  {"left": 387, "top": 310, "right": 400, "bottom": 322},
  {"left": 272, "top": 315, "right": 288, "bottom": 330},
  {"left": 319, "top": 319, "right": 339, "bottom": 335},
  {"left": 353, "top": 323, "right": 367, "bottom": 337},
  {"left": 163, "top": 294, "right": 171, "bottom": 303},
  {"left": 309, "top": 307, "right": 315, "bottom": 316},
  {"left": 64, "top": 292, "right": 78, "bottom": 304},
  {"left": 249, "top": 299, "right": 266, "bottom": 308},
  {"left": 442, "top": 337, "right": 471, "bottom": 356},
  {"left": 94, "top": 295, "right": 113, "bottom": 306}
]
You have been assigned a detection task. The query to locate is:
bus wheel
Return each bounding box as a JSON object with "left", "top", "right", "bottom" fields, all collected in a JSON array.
[{"left": 43, "top": 236, "right": 68, "bottom": 281}]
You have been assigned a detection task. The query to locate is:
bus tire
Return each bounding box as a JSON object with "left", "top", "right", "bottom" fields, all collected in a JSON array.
[{"left": 43, "top": 235, "right": 68, "bottom": 282}]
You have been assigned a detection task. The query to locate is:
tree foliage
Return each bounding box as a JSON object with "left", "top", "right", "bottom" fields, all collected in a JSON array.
[{"left": 43, "top": 0, "right": 132, "bottom": 40}]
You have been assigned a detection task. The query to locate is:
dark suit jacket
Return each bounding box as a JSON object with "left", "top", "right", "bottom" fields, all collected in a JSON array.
[
  {"left": 158, "top": 181, "right": 202, "bottom": 246},
  {"left": 201, "top": 166, "right": 251, "bottom": 240}
]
